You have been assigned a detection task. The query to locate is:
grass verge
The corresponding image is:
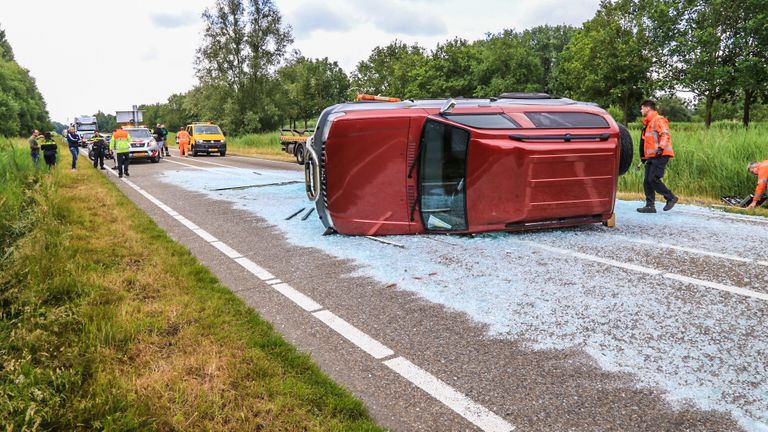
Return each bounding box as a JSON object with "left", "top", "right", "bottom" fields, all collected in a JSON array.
[{"left": 0, "top": 140, "right": 383, "bottom": 431}]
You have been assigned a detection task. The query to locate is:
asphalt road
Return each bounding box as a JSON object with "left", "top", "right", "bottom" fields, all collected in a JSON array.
[{"left": 85, "top": 149, "right": 766, "bottom": 432}]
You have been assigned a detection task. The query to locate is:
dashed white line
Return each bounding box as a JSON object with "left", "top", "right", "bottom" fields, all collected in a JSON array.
[
  {"left": 625, "top": 238, "right": 754, "bottom": 263},
  {"left": 384, "top": 357, "right": 515, "bottom": 432},
  {"left": 526, "top": 242, "right": 768, "bottom": 302},
  {"left": 209, "top": 241, "right": 243, "bottom": 259},
  {"left": 234, "top": 257, "right": 275, "bottom": 281},
  {"left": 312, "top": 310, "right": 395, "bottom": 359},
  {"left": 264, "top": 278, "right": 282, "bottom": 285},
  {"left": 272, "top": 283, "right": 323, "bottom": 312},
  {"left": 95, "top": 160, "right": 515, "bottom": 432}
]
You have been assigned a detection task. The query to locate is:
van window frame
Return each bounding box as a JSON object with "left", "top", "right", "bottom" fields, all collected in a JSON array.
[{"left": 417, "top": 117, "right": 471, "bottom": 232}]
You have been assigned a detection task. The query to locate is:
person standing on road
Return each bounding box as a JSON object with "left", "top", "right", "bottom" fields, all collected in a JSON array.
[
  {"left": 161, "top": 124, "right": 170, "bottom": 156},
  {"left": 89, "top": 130, "right": 107, "bottom": 170},
  {"left": 65, "top": 127, "right": 81, "bottom": 171},
  {"left": 177, "top": 127, "right": 191, "bottom": 157},
  {"left": 637, "top": 100, "right": 678, "bottom": 213},
  {"left": 112, "top": 127, "right": 131, "bottom": 178},
  {"left": 153, "top": 123, "right": 165, "bottom": 159},
  {"left": 744, "top": 161, "right": 768, "bottom": 209},
  {"left": 28, "top": 129, "right": 41, "bottom": 164},
  {"left": 40, "top": 132, "right": 57, "bottom": 168}
]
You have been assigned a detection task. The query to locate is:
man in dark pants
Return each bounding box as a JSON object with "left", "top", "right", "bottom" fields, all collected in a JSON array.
[
  {"left": 40, "top": 132, "right": 57, "bottom": 168},
  {"left": 111, "top": 127, "right": 131, "bottom": 178},
  {"left": 65, "top": 127, "right": 81, "bottom": 170},
  {"left": 637, "top": 100, "right": 678, "bottom": 213},
  {"left": 89, "top": 130, "right": 107, "bottom": 169}
]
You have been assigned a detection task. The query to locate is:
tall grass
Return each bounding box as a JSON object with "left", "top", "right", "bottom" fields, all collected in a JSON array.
[
  {"left": 0, "top": 140, "right": 383, "bottom": 430},
  {"left": 619, "top": 122, "right": 768, "bottom": 199},
  {"left": 0, "top": 138, "right": 56, "bottom": 263}
]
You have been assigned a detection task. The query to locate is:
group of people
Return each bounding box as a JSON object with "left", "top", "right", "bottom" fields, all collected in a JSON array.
[{"left": 153, "top": 123, "right": 171, "bottom": 158}]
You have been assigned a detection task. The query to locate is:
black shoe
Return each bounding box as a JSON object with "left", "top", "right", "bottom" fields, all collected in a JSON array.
[
  {"left": 100, "top": 167, "right": 106, "bottom": 170},
  {"left": 663, "top": 196, "right": 678, "bottom": 211},
  {"left": 637, "top": 205, "right": 656, "bottom": 213},
  {"left": 119, "top": 174, "right": 123, "bottom": 178},
  {"left": 125, "top": 172, "right": 130, "bottom": 177}
]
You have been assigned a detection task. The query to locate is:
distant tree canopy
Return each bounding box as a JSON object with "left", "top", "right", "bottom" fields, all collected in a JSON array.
[
  {"left": 140, "top": 0, "right": 767, "bottom": 133},
  {"left": 0, "top": 25, "right": 49, "bottom": 136}
]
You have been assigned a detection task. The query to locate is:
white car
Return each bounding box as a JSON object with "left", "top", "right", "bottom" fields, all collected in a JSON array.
[{"left": 123, "top": 127, "right": 160, "bottom": 163}]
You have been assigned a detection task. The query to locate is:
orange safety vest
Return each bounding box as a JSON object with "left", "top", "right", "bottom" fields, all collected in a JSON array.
[
  {"left": 641, "top": 111, "right": 674, "bottom": 160},
  {"left": 753, "top": 160, "right": 768, "bottom": 200},
  {"left": 177, "top": 130, "right": 190, "bottom": 143}
]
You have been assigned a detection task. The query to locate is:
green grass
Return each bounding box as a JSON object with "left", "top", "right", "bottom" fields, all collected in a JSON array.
[
  {"left": 619, "top": 122, "right": 768, "bottom": 201},
  {"left": 0, "top": 140, "right": 384, "bottom": 431}
]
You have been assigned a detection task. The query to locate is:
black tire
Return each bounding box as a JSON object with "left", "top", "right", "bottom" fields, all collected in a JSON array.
[
  {"left": 219, "top": 150, "right": 226, "bottom": 157},
  {"left": 151, "top": 155, "right": 160, "bottom": 163},
  {"left": 88, "top": 149, "right": 95, "bottom": 161},
  {"left": 295, "top": 143, "right": 305, "bottom": 165},
  {"left": 618, "top": 123, "right": 633, "bottom": 176}
]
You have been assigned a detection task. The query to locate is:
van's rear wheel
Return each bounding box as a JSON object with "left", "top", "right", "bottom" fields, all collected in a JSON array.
[
  {"left": 618, "top": 123, "right": 633, "bottom": 176},
  {"left": 295, "top": 144, "right": 305, "bottom": 165}
]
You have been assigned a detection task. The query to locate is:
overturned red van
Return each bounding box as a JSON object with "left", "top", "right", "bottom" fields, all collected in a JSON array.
[{"left": 304, "top": 93, "right": 633, "bottom": 236}]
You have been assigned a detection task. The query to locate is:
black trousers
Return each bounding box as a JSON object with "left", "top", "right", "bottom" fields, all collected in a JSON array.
[
  {"left": 43, "top": 151, "right": 56, "bottom": 168},
  {"left": 92, "top": 147, "right": 105, "bottom": 168},
  {"left": 643, "top": 156, "right": 674, "bottom": 205},
  {"left": 116, "top": 153, "right": 130, "bottom": 176}
]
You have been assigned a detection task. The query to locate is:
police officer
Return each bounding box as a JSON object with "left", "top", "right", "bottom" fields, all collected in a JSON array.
[
  {"left": 40, "top": 132, "right": 57, "bottom": 168},
  {"left": 89, "top": 130, "right": 107, "bottom": 170},
  {"left": 112, "top": 127, "right": 131, "bottom": 178},
  {"left": 637, "top": 99, "right": 678, "bottom": 213}
]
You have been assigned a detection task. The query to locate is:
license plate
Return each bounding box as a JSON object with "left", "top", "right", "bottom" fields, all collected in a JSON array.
[
  {"left": 209, "top": 147, "right": 217, "bottom": 151},
  {"left": 132, "top": 152, "right": 146, "bottom": 157}
]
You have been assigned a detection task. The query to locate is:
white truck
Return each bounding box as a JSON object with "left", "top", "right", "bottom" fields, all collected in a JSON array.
[{"left": 74, "top": 115, "right": 98, "bottom": 147}]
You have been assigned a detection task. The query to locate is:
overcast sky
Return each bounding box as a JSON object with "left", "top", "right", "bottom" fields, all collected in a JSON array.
[{"left": 1, "top": 0, "right": 601, "bottom": 123}]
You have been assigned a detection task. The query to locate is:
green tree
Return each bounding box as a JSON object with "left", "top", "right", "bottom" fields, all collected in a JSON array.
[
  {"left": 93, "top": 111, "right": 117, "bottom": 132},
  {"left": 196, "top": 0, "right": 293, "bottom": 133},
  {"left": 0, "top": 26, "right": 14, "bottom": 61},
  {"left": 657, "top": 95, "right": 692, "bottom": 122},
  {"left": 278, "top": 55, "right": 349, "bottom": 128},
  {"left": 0, "top": 56, "right": 49, "bottom": 136},
  {"left": 520, "top": 25, "right": 577, "bottom": 93},
  {"left": 473, "top": 31, "right": 544, "bottom": 97},
  {"left": 416, "top": 38, "right": 482, "bottom": 98},
  {"left": 554, "top": 0, "right": 652, "bottom": 123},
  {"left": 351, "top": 40, "right": 426, "bottom": 98}
]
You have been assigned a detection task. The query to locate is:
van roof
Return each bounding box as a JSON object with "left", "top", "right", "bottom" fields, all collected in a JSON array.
[{"left": 332, "top": 96, "right": 599, "bottom": 113}]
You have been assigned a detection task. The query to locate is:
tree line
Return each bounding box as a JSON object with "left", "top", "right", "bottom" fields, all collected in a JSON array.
[
  {"left": 139, "top": 0, "right": 767, "bottom": 134},
  {"left": 0, "top": 26, "right": 49, "bottom": 137}
]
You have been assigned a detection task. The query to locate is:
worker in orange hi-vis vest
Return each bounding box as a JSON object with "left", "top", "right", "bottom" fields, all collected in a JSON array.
[
  {"left": 177, "top": 127, "right": 191, "bottom": 157},
  {"left": 636, "top": 99, "right": 678, "bottom": 214},
  {"left": 746, "top": 160, "right": 768, "bottom": 209}
]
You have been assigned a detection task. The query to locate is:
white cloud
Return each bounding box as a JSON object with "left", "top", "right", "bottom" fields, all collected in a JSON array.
[{"left": 1, "top": 0, "right": 601, "bottom": 123}]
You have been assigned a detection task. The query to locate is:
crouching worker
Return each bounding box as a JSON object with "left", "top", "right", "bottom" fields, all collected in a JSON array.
[{"left": 745, "top": 161, "right": 768, "bottom": 209}]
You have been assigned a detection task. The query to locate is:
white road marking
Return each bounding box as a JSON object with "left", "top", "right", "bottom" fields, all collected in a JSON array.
[
  {"left": 95, "top": 161, "right": 515, "bottom": 431},
  {"left": 192, "top": 228, "right": 218, "bottom": 243},
  {"left": 526, "top": 242, "right": 768, "bottom": 302},
  {"left": 625, "top": 238, "right": 755, "bottom": 263},
  {"left": 272, "top": 283, "right": 323, "bottom": 312},
  {"left": 675, "top": 208, "right": 768, "bottom": 225},
  {"left": 533, "top": 243, "right": 663, "bottom": 275},
  {"left": 313, "top": 310, "right": 395, "bottom": 359},
  {"left": 210, "top": 241, "right": 243, "bottom": 259},
  {"left": 384, "top": 357, "right": 515, "bottom": 432},
  {"left": 664, "top": 274, "right": 768, "bottom": 301},
  {"left": 234, "top": 257, "right": 275, "bottom": 281},
  {"left": 264, "top": 279, "right": 282, "bottom": 285}
]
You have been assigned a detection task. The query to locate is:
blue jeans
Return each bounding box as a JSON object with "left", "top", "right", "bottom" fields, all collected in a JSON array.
[
  {"left": 69, "top": 146, "right": 78, "bottom": 169},
  {"left": 31, "top": 151, "right": 40, "bottom": 164}
]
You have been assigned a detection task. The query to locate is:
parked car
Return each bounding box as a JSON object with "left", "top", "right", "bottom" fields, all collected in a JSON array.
[
  {"left": 123, "top": 127, "right": 160, "bottom": 163},
  {"left": 186, "top": 122, "right": 226, "bottom": 156},
  {"left": 304, "top": 93, "right": 633, "bottom": 236}
]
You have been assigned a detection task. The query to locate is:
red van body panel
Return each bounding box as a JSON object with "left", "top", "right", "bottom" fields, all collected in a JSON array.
[{"left": 313, "top": 99, "right": 622, "bottom": 236}]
